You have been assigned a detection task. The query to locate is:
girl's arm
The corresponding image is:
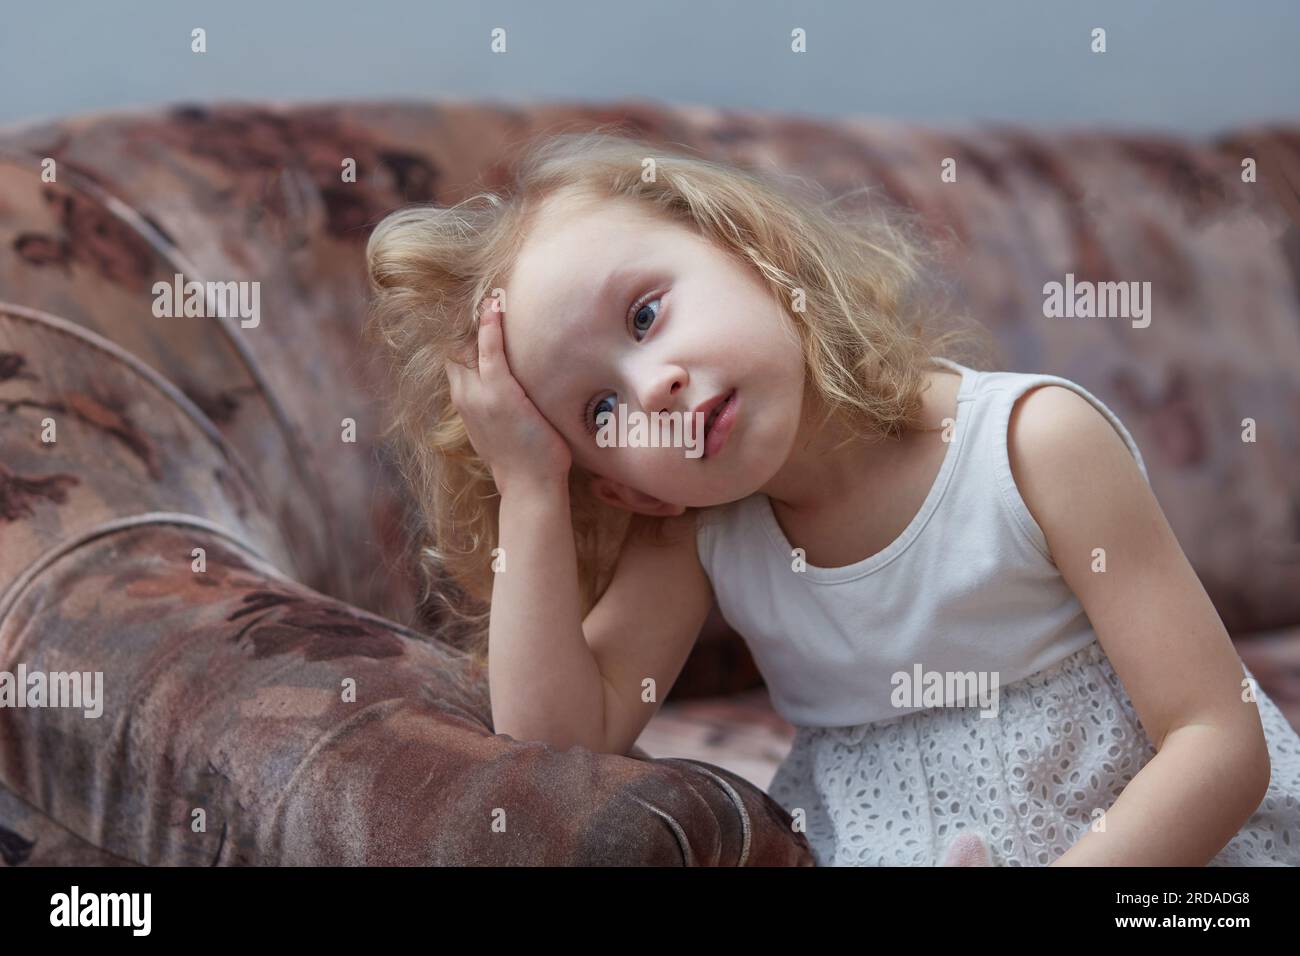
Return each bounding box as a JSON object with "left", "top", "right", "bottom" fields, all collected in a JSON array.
[
  {"left": 489, "top": 479, "right": 606, "bottom": 750},
  {"left": 581, "top": 509, "right": 715, "bottom": 756},
  {"left": 452, "top": 303, "right": 713, "bottom": 754},
  {"left": 490, "top": 487, "right": 713, "bottom": 755},
  {"left": 1006, "top": 385, "right": 1272, "bottom": 866}
]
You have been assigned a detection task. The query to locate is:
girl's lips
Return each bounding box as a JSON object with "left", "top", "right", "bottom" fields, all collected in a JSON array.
[{"left": 704, "top": 390, "right": 738, "bottom": 458}]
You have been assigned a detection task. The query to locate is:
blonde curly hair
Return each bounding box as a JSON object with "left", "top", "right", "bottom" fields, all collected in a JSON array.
[{"left": 364, "top": 125, "right": 990, "bottom": 664}]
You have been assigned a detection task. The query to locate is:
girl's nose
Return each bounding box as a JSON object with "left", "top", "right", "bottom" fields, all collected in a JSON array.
[{"left": 639, "top": 365, "right": 687, "bottom": 415}]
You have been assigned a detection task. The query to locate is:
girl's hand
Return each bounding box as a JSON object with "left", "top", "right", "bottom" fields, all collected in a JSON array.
[
  {"left": 939, "top": 831, "right": 994, "bottom": 866},
  {"left": 444, "top": 299, "right": 573, "bottom": 496}
]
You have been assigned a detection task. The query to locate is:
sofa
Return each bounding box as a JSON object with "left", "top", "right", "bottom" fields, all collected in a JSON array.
[{"left": 1, "top": 98, "right": 1297, "bottom": 866}]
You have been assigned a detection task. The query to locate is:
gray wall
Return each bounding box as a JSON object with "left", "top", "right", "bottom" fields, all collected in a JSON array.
[{"left": 2, "top": 0, "right": 1296, "bottom": 135}]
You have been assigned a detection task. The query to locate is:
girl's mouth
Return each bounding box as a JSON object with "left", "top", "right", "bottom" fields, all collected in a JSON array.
[{"left": 704, "top": 389, "right": 738, "bottom": 458}]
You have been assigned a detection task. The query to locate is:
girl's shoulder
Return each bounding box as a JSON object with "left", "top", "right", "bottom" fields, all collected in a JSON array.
[{"left": 940, "top": 359, "right": 1149, "bottom": 483}]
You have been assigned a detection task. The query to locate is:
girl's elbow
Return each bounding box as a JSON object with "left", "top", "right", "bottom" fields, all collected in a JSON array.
[
  {"left": 1249, "top": 744, "right": 1272, "bottom": 807},
  {"left": 1234, "top": 723, "right": 1272, "bottom": 808},
  {"left": 1212, "top": 715, "right": 1272, "bottom": 810}
]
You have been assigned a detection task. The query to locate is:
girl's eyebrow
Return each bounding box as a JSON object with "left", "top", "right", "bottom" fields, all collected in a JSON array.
[{"left": 588, "top": 266, "right": 635, "bottom": 327}]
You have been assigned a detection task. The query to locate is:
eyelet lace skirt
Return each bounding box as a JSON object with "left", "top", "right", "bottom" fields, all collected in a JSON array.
[{"left": 767, "top": 639, "right": 1300, "bottom": 866}]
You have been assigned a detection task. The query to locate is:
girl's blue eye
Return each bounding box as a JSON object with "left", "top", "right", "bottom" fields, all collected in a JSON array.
[
  {"left": 584, "top": 394, "right": 618, "bottom": 435},
  {"left": 631, "top": 296, "right": 660, "bottom": 339}
]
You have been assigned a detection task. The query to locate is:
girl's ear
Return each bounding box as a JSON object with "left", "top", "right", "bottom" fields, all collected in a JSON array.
[{"left": 589, "top": 476, "right": 686, "bottom": 517}]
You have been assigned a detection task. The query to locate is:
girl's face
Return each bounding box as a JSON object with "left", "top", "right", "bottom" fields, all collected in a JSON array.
[{"left": 500, "top": 191, "right": 807, "bottom": 512}]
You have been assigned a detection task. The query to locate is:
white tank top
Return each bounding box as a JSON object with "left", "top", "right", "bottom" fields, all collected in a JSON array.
[{"left": 694, "top": 357, "right": 1151, "bottom": 728}]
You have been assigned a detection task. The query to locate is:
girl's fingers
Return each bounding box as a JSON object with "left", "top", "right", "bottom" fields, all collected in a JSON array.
[
  {"left": 446, "top": 298, "right": 509, "bottom": 406},
  {"left": 446, "top": 328, "right": 479, "bottom": 372},
  {"left": 445, "top": 348, "right": 472, "bottom": 376},
  {"left": 477, "top": 305, "right": 502, "bottom": 378}
]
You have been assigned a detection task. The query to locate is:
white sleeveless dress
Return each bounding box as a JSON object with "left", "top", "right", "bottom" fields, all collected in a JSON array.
[{"left": 695, "top": 358, "right": 1300, "bottom": 866}]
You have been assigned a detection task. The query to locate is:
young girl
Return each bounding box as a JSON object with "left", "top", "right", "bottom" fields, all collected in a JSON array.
[{"left": 365, "top": 129, "right": 1300, "bottom": 866}]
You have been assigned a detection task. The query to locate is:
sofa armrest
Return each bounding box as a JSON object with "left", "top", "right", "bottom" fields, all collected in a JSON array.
[{"left": 0, "top": 522, "right": 811, "bottom": 865}]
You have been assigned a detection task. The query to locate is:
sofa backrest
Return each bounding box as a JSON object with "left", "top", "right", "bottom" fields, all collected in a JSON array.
[{"left": 2, "top": 102, "right": 1297, "bottom": 643}]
